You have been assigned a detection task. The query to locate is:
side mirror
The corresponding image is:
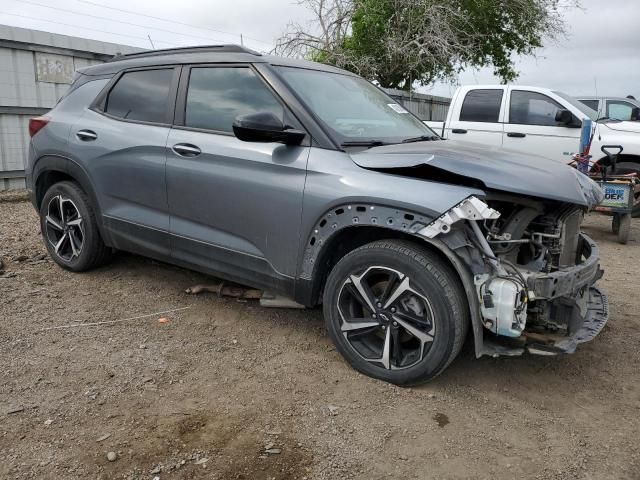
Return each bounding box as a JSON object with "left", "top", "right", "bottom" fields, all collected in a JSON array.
[
  {"left": 631, "top": 107, "right": 640, "bottom": 121},
  {"left": 232, "top": 112, "right": 305, "bottom": 145},
  {"left": 555, "top": 108, "right": 573, "bottom": 125}
]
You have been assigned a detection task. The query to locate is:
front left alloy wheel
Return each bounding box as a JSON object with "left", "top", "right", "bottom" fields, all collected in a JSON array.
[
  {"left": 323, "top": 240, "right": 468, "bottom": 385},
  {"left": 39, "top": 181, "right": 111, "bottom": 271}
]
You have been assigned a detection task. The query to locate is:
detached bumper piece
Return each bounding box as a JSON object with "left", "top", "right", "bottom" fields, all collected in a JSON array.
[{"left": 526, "top": 287, "right": 609, "bottom": 355}]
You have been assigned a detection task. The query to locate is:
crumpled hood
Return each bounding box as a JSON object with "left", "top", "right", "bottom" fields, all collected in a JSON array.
[
  {"left": 601, "top": 120, "right": 640, "bottom": 134},
  {"left": 349, "top": 140, "right": 603, "bottom": 207}
]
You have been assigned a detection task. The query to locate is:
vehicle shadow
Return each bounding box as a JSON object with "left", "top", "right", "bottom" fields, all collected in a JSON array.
[{"left": 101, "top": 249, "right": 619, "bottom": 401}]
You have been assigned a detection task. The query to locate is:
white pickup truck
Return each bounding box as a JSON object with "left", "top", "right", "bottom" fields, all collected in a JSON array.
[
  {"left": 426, "top": 85, "right": 640, "bottom": 216},
  {"left": 426, "top": 85, "right": 640, "bottom": 170}
]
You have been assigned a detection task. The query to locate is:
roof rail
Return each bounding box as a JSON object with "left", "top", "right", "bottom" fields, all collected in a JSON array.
[{"left": 108, "top": 44, "right": 261, "bottom": 62}]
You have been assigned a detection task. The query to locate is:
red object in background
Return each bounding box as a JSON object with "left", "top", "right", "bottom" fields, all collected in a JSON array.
[{"left": 28, "top": 116, "right": 50, "bottom": 137}]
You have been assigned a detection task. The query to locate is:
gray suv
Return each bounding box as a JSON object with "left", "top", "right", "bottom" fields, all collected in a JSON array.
[{"left": 26, "top": 45, "right": 608, "bottom": 385}]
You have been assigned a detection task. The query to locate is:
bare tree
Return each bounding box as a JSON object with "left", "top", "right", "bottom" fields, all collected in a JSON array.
[{"left": 274, "top": 0, "right": 353, "bottom": 58}]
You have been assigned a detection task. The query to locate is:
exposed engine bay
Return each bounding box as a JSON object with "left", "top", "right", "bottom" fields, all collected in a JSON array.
[
  {"left": 347, "top": 140, "right": 609, "bottom": 357},
  {"left": 419, "top": 194, "right": 608, "bottom": 357}
]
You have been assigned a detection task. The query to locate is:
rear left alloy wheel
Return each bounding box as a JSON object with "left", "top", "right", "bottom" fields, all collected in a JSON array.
[
  {"left": 323, "top": 240, "right": 468, "bottom": 385},
  {"left": 40, "top": 181, "right": 111, "bottom": 271}
]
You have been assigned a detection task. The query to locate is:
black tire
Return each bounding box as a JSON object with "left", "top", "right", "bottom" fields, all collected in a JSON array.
[
  {"left": 323, "top": 240, "right": 468, "bottom": 386},
  {"left": 613, "top": 162, "right": 640, "bottom": 218},
  {"left": 617, "top": 214, "right": 631, "bottom": 244},
  {"left": 612, "top": 214, "right": 620, "bottom": 235},
  {"left": 39, "top": 181, "right": 111, "bottom": 271}
]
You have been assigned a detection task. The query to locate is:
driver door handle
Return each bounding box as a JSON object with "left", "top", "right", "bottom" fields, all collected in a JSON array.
[
  {"left": 76, "top": 129, "right": 97, "bottom": 141},
  {"left": 172, "top": 143, "right": 201, "bottom": 157},
  {"left": 507, "top": 132, "right": 527, "bottom": 138}
]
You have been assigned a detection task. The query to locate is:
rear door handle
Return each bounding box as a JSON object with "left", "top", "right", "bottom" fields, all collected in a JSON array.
[
  {"left": 76, "top": 129, "right": 97, "bottom": 141},
  {"left": 507, "top": 132, "right": 527, "bottom": 138},
  {"left": 451, "top": 129, "right": 467, "bottom": 134},
  {"left": 172, "top": 143, "right": 201, "bottom": 157}
]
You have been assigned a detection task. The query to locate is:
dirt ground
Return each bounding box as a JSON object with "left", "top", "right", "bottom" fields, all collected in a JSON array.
[{"left": 1, "top": 191, "right": 639, "bottom": 480}]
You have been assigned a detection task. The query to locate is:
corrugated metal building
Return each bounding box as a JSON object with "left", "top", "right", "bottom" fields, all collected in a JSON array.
[{"left": 0, "top": 25, "right": 141, "bottom": 190}]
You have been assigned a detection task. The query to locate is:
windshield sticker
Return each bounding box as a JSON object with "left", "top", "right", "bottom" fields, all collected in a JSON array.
[{"left": 387, "top": 103, "right": 409, "bottom": 114}]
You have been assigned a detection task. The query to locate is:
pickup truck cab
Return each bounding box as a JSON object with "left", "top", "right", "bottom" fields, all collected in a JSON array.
[{"left": 426, "top": 85, "right": 640, "bottom": 215}]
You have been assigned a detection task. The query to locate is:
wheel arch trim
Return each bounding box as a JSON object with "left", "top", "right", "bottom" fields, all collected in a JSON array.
[
  {"left": 299, "top": 202, "right": 436, "bottom": 281},
  {"left": 32, "top": 154, "right": 112, "bottom": 246},
  {"left": 297, "top": 202, "right": 484, "bottom": 357}
]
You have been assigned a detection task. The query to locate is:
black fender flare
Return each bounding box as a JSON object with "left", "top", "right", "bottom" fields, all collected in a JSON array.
[
  {"left": 32, "top": 155, "right": 112, "bottom": 245},
  {"left": 299, "top": 203, "right": 435, "bottom": 281},
  {"left": 297, "top": 202, "right": 485, "bottom": 357}
]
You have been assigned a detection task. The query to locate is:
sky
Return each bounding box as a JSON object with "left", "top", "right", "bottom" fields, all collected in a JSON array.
[{"left": 1, "top": 0, "right": 638, "bottom": 99}]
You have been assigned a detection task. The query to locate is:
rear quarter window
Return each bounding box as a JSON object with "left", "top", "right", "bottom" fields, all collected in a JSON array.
[
  {"left": 579, "top": 99, "right": 599, "bottom": 112},
  {"left": 104, "top": 69, "right": 174, "bottom": 123},
  {"left": 459, "top": 89, "right": 504, "bottom": 123}
]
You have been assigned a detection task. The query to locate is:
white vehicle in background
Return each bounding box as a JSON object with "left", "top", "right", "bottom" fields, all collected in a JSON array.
[
  {"left": 426, "top": 85, "right": 640, "bottom": 215},
  {"left": 576, "top": 96, "right": 640, "bottom": 122}
]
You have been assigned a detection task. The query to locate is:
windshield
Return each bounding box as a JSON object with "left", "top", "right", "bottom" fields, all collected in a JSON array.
[
  {"left": 277, "top": 66, "right": 437, "bottom": 145},
  {"left": 553, "top": 91, "right": 598, "bottom": 121}
]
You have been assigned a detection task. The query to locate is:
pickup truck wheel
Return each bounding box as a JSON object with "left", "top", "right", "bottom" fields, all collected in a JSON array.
[
  {"left": 39, "top": 181, "right": 111, "bottom": 271},
  {"left": 323, "top": 240, "right": 468, "bottom": 386},
  {"left": 613, "top": 162, "right": 640, "bottom": 217}
]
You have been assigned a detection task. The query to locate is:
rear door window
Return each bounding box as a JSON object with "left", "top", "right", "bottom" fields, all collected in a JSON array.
[
  {"left": 105, "top": 68, "right": 174, "bottom": 123},
  {"left": 578, "top": 99, "right": 599, "bottom": 112},
  {"left": 509, "top": 90, "right": 564, "bottom": 126},
  {"left": 184, "top": 67, "right": 284, "bottom": 133},
  {"left": 459, "top": 89, "right": 503, "bottom": 123}
]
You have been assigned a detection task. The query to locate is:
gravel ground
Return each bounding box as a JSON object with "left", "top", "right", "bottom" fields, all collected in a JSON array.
[{"left": 1, "top": 191, "right": 639, "bottom": 480}]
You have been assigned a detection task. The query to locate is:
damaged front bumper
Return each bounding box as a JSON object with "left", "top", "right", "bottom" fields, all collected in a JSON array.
[
  {"left": 527, "top": 234, "right": 602, "bottom": 300},
  {"left": 420, "top": 196, "right": 609, "bottom": 358},
  {"left": 482, "top": 233, "right": 609, "bottom": 357}
]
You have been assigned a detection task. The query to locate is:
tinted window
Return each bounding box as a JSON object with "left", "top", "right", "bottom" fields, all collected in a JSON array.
[
  {"left": 459, "top": 89, "right": 503, "bottom": 123},
  {"left": 509, "top": 91, "right": 564, "bottom": 126},
  {"left": 579, "top": 99, "right": 599, "bottom": 112},
  {"left": 185, "top": 67, "right": 283, "bottom": 132},
  {"left": 105, "top": 69, "right": 173, "bottom": 123},
  {"left": 607, "top": 100, "right": 635, "bottom": 120}
]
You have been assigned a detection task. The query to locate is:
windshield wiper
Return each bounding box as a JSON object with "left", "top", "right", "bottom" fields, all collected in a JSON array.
[
  {"left": 401, "top": 135, "right": 441, "bottom": 143},
  {"left": 340, "top": 140, "right": 387, "bottom": 148}
]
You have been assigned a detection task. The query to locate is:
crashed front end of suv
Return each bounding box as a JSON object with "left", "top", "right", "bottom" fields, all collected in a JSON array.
[{"left": 352, "top": 141, "right": 608, "bottom": 357}]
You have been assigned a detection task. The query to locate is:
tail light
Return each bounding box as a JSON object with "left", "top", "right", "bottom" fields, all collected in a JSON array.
[{"left": 29, "top": 116, "right": 50, "bottom": 137}]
